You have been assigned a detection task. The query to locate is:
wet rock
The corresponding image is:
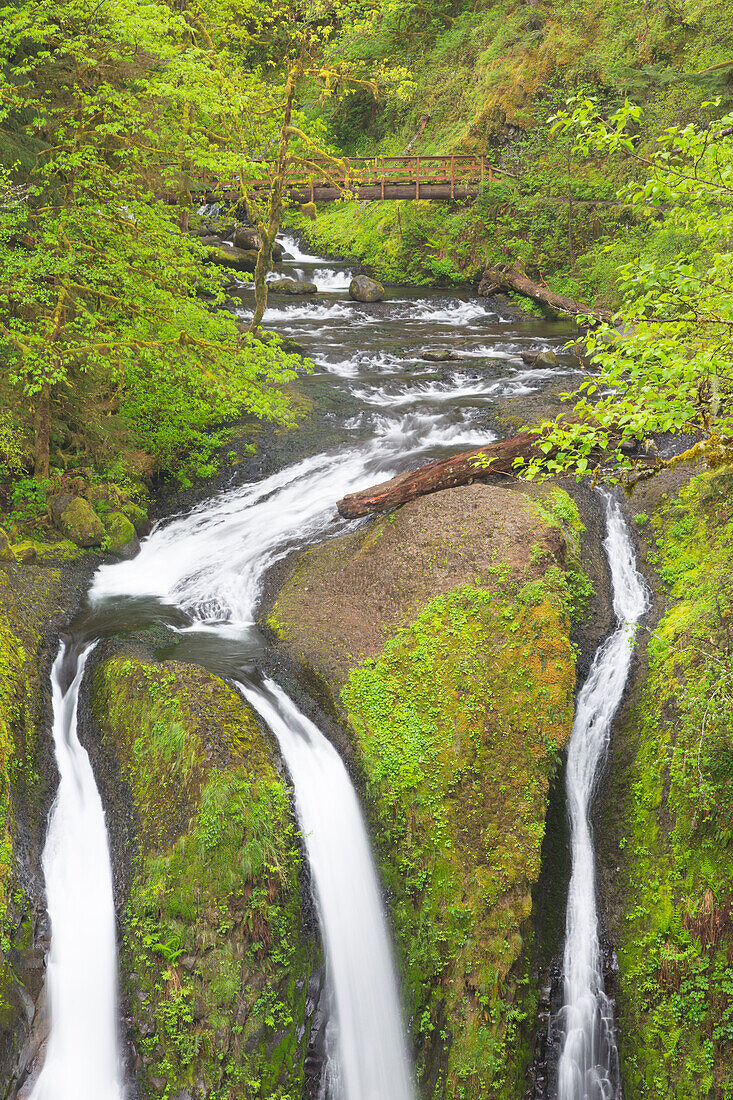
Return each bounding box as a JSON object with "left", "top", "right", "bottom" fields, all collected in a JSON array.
[
  {"left": 204, "top": 245, "right": 258, "bottom": 273},
  {"left": 269, "top": 278, "right": 318, "bottom": 295},
  {"left": 0, "top": 528, "right": 16, "bottom": 562},
  {"left": 51, "top": 496, "right": 105, "bottom": 547},
  {"left": 521, "top": 348, "right": 559, "bottom": 369},
  {"left": 421, "top": 349, "right": 464, "bottom": 362},
  {"left": 349, "top": 275, "right": 384, "bottom": 303},
  {"left": 104, "top": 512, "right": 140, "bottom": 558}
]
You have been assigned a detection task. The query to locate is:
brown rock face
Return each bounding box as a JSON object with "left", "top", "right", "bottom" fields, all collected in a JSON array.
[{"left": 267, "top": 481, "right": 567, "bottom": 695}]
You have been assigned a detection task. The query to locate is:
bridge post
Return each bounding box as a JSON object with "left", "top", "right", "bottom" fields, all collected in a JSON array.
[
  {"left": 381, "top": 156, "right": 385, "bottom": 200},
  {"left": 450, "top": 154, "right": 454, "bottom": 200},
  {"left": 416, "top": 157, "right": 420, "bottom": 199}
]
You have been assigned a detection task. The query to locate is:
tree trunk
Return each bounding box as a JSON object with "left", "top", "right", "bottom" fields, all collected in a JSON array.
[
  {"left": 250, "top": 62, "right": 300, "bottom": 334},
  {"left": 478, "top": 263, "right": 612, "bottom": 322},
  {"left": 34, "top": 383, "right": 50, "bottom": 480},
  {"left": 337, "top": 432, "right": 540, "bottom": 518}
]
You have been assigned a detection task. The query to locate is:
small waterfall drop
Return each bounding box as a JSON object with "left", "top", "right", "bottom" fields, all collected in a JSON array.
[
  {"left": 557, "top": 493, "right": 649, "bottom": 1100},
  {"left": 30, "top": 642, "right": 124, "bottom": 1100},
  {"left": 241, "top": 679, "right": 415, "bottom": 1100}
]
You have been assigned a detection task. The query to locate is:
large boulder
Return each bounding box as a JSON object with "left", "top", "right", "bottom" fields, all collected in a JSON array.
[
  {"left": 268, "top": 278, "right": 317, "bottom": 295},
  {"left": 205, "top": 245, "right": 258, "bottom": 273},
  {"left": 50, "top": 495, "right": 105, "bottom": 547},
  {"left": 232, "top": 226, "right": 284, "bottom": 260},
  {"left": 348, "top": 275, "right": 384, "bottom": 303},
  {"left": 104, "top": 512, "right": 139, "bottom": 558},
  {"left": 266, "top": 482, "right": 590, "bottom": 1094}
]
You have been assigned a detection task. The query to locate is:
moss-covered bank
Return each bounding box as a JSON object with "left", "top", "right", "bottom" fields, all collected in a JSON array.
[
  {"left": 0, "top": 546, "right": 96, "bottom": 1089},
  {"left": 267, "top": 481, "right": 593, "bottom": 1097},
  {"left": 598, "top": 469, "right": 733, "bottom": 1098},
  {"left": 90, "top": 652, "right": 321, "bottom": 1099}
]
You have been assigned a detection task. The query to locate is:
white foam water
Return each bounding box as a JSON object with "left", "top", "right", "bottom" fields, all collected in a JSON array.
[
  {"left": 557, "top": 493, "right": 649, "bottom": 1100},
  {"left": 241, "top": 680, "right": 415, "bottom": 1100},
  {"left": 30, "top": 643, "right": 123, "bottom": 1100}
]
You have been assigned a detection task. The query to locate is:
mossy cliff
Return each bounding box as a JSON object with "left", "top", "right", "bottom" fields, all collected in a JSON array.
[
  {"left": 0, "top": 547, "right": 94, "bottom": 1089},
  {"left": 90, "top": 652, "right": 321, "bottom": 1100},
  {"left": 267, "top": 481, "right": 590, "bottom": 1097},
  {"left": 597, "top": 469, "right": 733, "bottom": 1098}
]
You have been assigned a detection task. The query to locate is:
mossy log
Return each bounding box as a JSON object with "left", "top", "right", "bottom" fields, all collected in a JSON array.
[
  {"left": 479, "top": 262, "right": 612, "bottom": 321},
  {"left": 337, "top": 431, "right": 540, "bottom": 517}
]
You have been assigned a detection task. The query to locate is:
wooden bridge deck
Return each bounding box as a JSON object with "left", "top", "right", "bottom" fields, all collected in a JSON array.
[{"left": 197, "top": 155, "right": 512, "bottom": 204}]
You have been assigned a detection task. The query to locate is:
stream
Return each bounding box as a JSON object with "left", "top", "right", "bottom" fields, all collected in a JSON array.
[{"left": 29, "top": 234, "right": 638, "bottom": 1099}]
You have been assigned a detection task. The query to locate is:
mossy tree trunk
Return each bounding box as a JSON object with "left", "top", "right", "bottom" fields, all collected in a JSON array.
[{"left": 249, "top": 61, "right": 301, "bottom": 335}]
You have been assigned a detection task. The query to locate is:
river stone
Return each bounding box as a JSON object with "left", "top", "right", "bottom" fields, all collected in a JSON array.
[
  {"left": 269, "top": 278, "right": 317, "bottom": 295},
  {"left": 0, "top": 528, "right": 15, "bottom": 562},
  {"left": 421, "top": 350, "right": 464, "bottom": 362},
  {"left": 521, "top": 348, "right": 559, "bottom": 368},
  {"left": 105, "top": 511, "right": 139, "bottom": 558},
  {"left": 349, "top": 275, "right": 384, "bottom": 303},
  {"left": 53, "top": 496, "right": 105, "bottom": 547},
  {"left": 205, "top": 245, "right": 258, "bottom": 273}
]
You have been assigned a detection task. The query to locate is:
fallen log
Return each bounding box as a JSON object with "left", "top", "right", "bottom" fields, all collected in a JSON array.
[
  {"left": 337, "top": 431, "right": 539, "bottom": 518},
  {"left": 478, "top": 263, "right": 612, "bottom": 323}
]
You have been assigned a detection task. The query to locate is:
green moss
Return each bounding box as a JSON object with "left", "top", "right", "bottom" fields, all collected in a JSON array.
[
  {"left": 342, "top": 575, "right": 576, "bottom": 1097},
  {"left": 92, "top": 655, "right": 319, "bottom": 1099},
  {"left": 103, "top": 511, "right": 136, "bottom": 553},
  {"left": 608, "top": 468, "right": 733, "bottom": 1097}
]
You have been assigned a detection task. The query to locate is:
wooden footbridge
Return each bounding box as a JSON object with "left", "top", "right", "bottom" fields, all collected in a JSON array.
[{"left": 196, "top": 155, "right": 513, "bottom": 204}]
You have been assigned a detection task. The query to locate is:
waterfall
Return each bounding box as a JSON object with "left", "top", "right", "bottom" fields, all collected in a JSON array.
[
  {"left": 27, "top": 233, "right": 572, "bottom": 1098},
  {"left": 30, "top": 642, "right": 124, "bottom": 1100},
  {"left": 557, "top": 493, "right": 649, "bottom": 1100},
  {"left": 241, "top": 679, "right": 415, "bottom": 1100}
]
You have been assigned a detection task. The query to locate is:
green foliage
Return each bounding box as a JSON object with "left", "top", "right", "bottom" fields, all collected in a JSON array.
[
  {"left": 524, "top": 98, "right": 733, "bottom": 484},
  {"left": 0, "top": 0, "right": 307, "bottom": 488}
]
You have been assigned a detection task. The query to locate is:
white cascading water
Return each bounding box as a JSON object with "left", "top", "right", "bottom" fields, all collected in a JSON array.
[
  {"left": 557, "top": 493, "right": 649, "bottom": 1100},
  {"left": 240, "top": 679, "right": 415, "bottom": 1100},
  {"left": 30, "top": 643, "right": 124, "bottom": 1100},
  {"left": 32, "top": 233, "right": 572, "bottom": 1098}
]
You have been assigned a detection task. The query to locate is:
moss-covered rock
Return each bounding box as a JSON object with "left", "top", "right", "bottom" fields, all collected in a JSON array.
[
  {"left": 104, "top": 512, "right": 139, "bottom": 557},
  {"left": 267, "top": 482, "right": 584, "bottom": 1097},
  {"left": 53, "top": 496, "right": 105, "bottom": 548},
  {"left": 598, "top": 468, "right": 733, "bottom": 1098},
  {"left": 90, "top": 653, "right": 321, "bottom": 1099}
]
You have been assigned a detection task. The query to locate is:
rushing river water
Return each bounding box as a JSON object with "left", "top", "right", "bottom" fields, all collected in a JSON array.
[{"left": 30, "top": 234, "right": 626, "bottom": 1099}]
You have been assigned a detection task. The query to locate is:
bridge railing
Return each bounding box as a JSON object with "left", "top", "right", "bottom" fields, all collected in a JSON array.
[
  {"left": 243, "top": 155, "right": 513, "bottom": 198},
  {"left": 177, "top": 154, "right": 514, "bottom": 203}
]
